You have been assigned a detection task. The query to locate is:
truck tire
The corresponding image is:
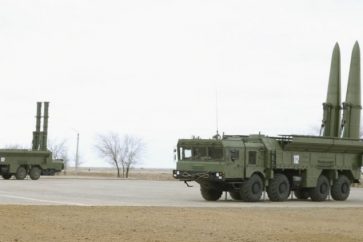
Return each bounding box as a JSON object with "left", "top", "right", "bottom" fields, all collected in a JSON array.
[
  {"left": 309, "top": 175, "right": 329, "bottom": 201},
  {"left": 2, "top": 174, "right": 12, "bottom": 180},
  {"left": 331, "top": 175, "right": 350, "bottom": 201},
  {"left": 15, "top": 166, "right": 27, "bottom": 180},
  {"left": 200, "top": 186, "right": 222, "bottom": 201},
  {"left": 29, "top": 167, "right": 41, "bottom": 180},
  {"left": 240, "top": 174, "right": 263, "bottom": 202},
  {"left": 294, "top": 189, "right": 310, "bottom": 200},
  {"left": 229, "top": 191, "right": 241, "bottom": 200},
  {"left": 267, "top": 174, "right": 290, "bottom": 201}
]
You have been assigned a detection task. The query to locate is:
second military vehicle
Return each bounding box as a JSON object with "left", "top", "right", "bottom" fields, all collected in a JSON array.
[
  {"left": 0, "top": 102, "right": 64, "bottom": 180},
  {"left": 173, "top": 42, "right": 362, "bottom": 202}
]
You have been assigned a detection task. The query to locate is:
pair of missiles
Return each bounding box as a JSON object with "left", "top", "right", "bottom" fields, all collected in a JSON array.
[
  {"left": 32, "top": 102, "right": 49, "bottom": 151},
  {"left": 321, "top": 42, "right": 361, "bottom": 139}
]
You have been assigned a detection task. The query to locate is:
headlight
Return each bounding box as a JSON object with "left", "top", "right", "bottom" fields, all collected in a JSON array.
[
  {"left": 215, "top": 172, "right": 223, "bottom": 179},
  {"left": 173, "top": 170, "right": 180, "bottom": 177}
]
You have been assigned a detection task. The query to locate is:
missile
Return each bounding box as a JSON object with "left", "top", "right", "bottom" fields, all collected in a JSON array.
[
  {"left": 41, "top": 102, "right": 49, "bottom": 151},
  {"left": 321, "top": 43, "right": 341, "bottom": 137},
  {"left": 32, "top": 102, "right": 42, "bottom": 150},
  {"left": 340, "top": 41, "right": 361, "bottom": 139}
]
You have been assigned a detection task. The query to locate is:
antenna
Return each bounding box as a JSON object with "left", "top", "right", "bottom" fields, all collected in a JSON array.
[
  {"left": 214, "top": 89, "right": 221, "bottom": 140},
  {"left": 216, "top": 90, "right": 219, "bottom": 133}
]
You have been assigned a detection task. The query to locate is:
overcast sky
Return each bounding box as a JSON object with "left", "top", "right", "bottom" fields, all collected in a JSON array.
[{"left": 0, "top": 0, "right": 362, "bottom": 168}]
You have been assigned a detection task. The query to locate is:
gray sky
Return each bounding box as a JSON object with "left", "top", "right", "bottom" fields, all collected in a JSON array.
[{"left": 0, "top": 0, "right": 362, "bottom": 168}]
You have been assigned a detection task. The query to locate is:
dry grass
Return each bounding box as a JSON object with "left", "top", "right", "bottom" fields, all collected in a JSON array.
[
  {"left": 1, "top": 206, "right": 363, "bottom": 242},
  {"left": 59, "top": 167, "right": 174, "bottom": 180}
]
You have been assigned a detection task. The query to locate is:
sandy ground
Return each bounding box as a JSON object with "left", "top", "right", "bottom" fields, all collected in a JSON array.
[{"left": 0, "top": 206, "right": 362, "bottom": 242}]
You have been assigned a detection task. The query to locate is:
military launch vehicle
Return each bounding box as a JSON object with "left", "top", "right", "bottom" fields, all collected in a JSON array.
[
  {"left": 173, "top": 42, "right": 362, "bottom": 202},
  {"left": 0, "top": 102, "right": 64, "bottom": 180}
]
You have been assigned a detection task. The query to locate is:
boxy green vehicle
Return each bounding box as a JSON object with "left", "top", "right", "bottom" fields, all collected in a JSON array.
[
  {"left": 0, "top": 102, "right": 64, "bottom": 180},
  {"left": 173, "top": 42, "right": 363, "bottom": 202},
  {"left": 174, "top": 135, "right": 361, "bottom": 202}
]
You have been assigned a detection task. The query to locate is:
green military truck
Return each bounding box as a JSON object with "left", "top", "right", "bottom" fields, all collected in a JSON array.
[
  {"left": 173, "top": 42, "right": 362, "bottom": 202},
  {"left": 0, "top": 102, "right": 64, "bottom": 180},
  {"left": 174, "top": 135, "right": 361, "bottom": 202}
]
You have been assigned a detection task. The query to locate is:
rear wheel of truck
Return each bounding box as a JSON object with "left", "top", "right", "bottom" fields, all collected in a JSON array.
[
  {"left": 229, "top": 191, "right": 241, "bottom": 200},
  {"left": 200, "top": 186, "right": 222, "bottom": 201},
  {"left": 29, "top": 167, "right": 41, "bottom": 180},
  {"left": 15, "top": 166, "right": 27, "bottom": 180},
  {"left": 294, "top": 189, "right": 310, "bottom": 200},
  {"left": 267, "top": 174, "right": 290, "bottom": 201},
  {"left": 331, "top": 175, "right": 351, "bottom": 201},
  {"left": 2, "top": 174, "right": 12, "bottom": 180},
  {"left": 309, "top": 175, "right": 329, "bottom": 201},
  {"left": 240, "top": 174, "right": 263, "bottom": 202}
]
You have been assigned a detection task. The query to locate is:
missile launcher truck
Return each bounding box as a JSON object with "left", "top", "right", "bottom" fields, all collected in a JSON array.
[
  {"left": 0, "top": 102, "right": 64, "bottom": 180},
  {"left": 173, "top": 42, "right": 363, "bottom": 202}
]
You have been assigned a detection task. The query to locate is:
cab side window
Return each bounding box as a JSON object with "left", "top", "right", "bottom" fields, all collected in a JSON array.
[{"left": 248, "top": 151, "right": 257, "bottom": 165}]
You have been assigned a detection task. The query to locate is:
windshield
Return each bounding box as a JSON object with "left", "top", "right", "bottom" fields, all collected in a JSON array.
[{"left": 179, "top": 146, "right": 223, "bottom": 161}]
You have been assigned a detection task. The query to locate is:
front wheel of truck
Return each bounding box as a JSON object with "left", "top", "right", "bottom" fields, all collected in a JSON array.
[
  {"left": 240, "top": 174, "right": 263, "bottom": 202},
  {"left": 200, "top": 186, "right": 222, "bottom": 201}
]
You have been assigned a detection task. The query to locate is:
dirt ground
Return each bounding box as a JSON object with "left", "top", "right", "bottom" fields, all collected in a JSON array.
[{"left": 1, "top": 206, "right": 363, "bottom": 242}]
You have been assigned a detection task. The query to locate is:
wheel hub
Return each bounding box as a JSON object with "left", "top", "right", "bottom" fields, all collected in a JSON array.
[
  {"left": 279, "top": 182, "right": 287, "bottom": 193},
  {"left": 252, "top": 183, "right": 260, "bottom": 194},
  {"left": 341, "top": 183, "right": 348, "bottom": 194},
  {"left": 320, "top": 183, "right": 328, "bottom": 194}
]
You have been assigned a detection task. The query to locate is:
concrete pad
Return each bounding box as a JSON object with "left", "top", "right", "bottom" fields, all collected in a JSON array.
[{"left": 0, "top": 177, "right": 363, "bottom": 207}]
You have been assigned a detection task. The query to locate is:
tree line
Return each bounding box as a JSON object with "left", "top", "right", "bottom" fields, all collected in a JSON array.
[{"left": 47, "top": 133, "right": 144, "bottom": 178}]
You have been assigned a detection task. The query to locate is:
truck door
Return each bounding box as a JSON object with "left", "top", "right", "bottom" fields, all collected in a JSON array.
[
  {"left": 245, "top": 147, "right": 265, "bottom": 178},
  {"left": 225, "top": 147, "right": 245, "bottom": 179}
]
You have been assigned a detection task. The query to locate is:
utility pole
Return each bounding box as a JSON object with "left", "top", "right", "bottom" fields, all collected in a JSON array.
[{"left": 75, "top": 132, "right": 79, "bottom": 174}]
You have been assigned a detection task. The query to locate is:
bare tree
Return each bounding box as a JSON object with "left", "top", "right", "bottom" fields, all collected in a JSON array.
[
  {"left": 122, "top": 135, "right": 145, "bottom": 178},
  {"left": 48, "top": 138, "right": 69, "bottom": 174},
  {"left": 95, "top": 133, "right": 122, "bottom": 177},
  {"left": 95, "top": 133, "right": 145, "bottom": 178}
]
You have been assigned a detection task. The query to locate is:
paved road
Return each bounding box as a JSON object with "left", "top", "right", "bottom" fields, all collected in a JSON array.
[{"left": 1, "top": 177, "right": 363, "bottom": 207}]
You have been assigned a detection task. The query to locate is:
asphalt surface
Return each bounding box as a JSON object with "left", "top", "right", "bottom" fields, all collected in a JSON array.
[{"left": 1, "top": 177, "right": 363, "bottom": 207}]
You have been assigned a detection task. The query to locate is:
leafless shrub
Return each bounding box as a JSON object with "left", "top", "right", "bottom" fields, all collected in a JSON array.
[{"left": 95, "top": 133, "right": 145, "bottom": 178}]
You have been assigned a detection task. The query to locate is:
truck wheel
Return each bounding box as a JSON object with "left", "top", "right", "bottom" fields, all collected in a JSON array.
[
  {"left": 240, "top": 174, "right": 263, "bottom": 202},
  {"left": 229, "top": 191, "right": 241, "bottom": 200},
  {"left": 267, "top": 174, "right": 290, "bottom": 201},
  {"left": 2, "top": 174, "right": 12, "bottom": 180},
  {"left": 309, "top": 175, "right": 329, "bottom": 201},
  {"left": 15, "top": 167, "right": 27, "bottom": 180},
  {"left": 200, "top": 186, "right": 222, "bottom": 201},
  {"left": 294, "top": 189, "right": 310, "bottom": 200},
  {"left": 331, "top": 175, "right": 351, "bottom": 201},
  {"left": 29, "top": 167, "right": 41, "bottom": 180}
]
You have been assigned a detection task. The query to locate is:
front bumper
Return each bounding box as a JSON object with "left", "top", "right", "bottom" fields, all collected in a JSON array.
[{"left": 172, "top": 170, "right": 224, "bottom": 181}]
